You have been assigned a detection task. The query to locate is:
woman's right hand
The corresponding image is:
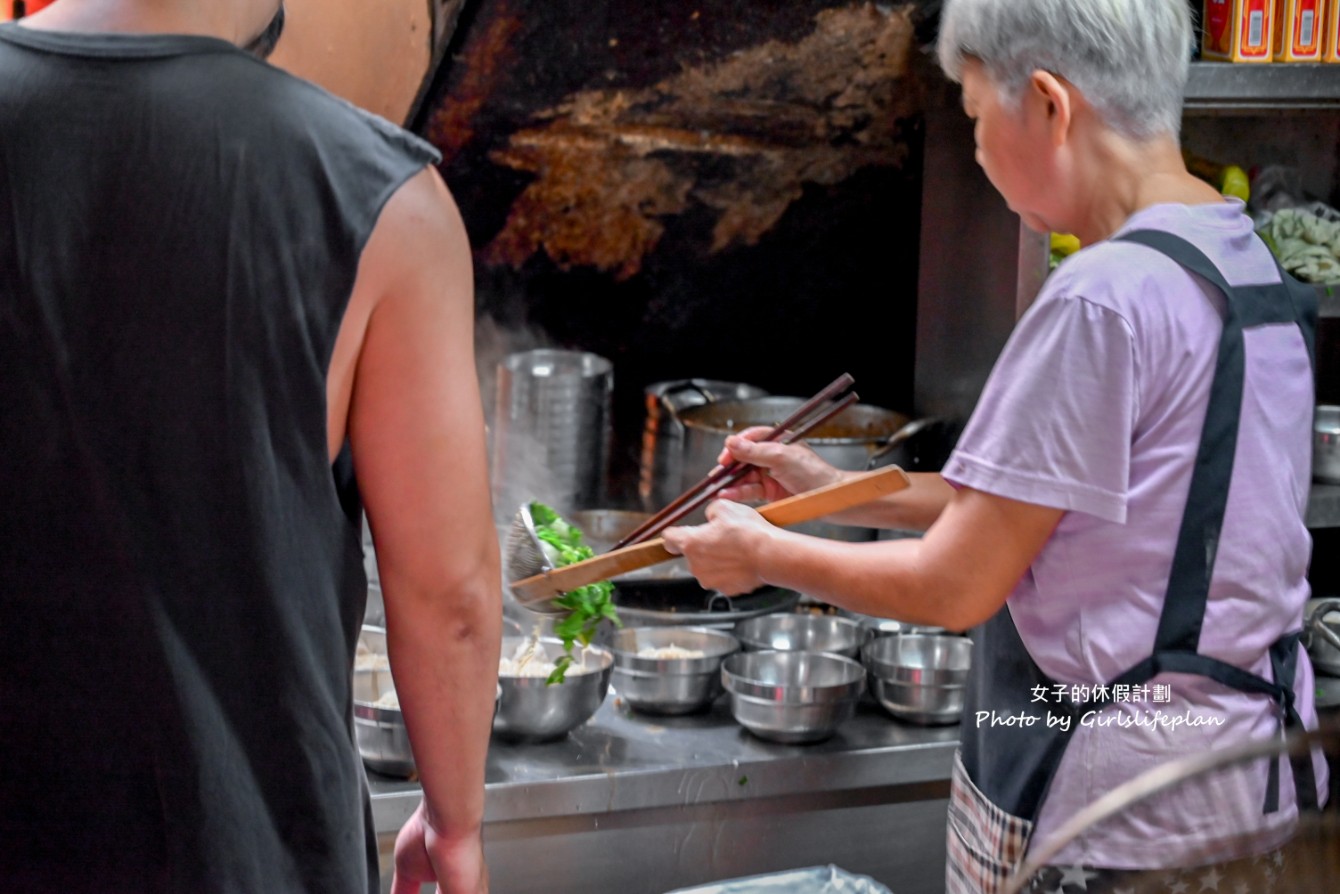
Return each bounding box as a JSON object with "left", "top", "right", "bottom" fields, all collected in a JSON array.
[{"left": 714, "top": 426, "right": 845, "bottom": 503}]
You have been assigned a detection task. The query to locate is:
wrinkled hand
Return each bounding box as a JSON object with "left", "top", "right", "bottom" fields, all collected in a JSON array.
[
  {"left": 662, "top": 500, "right": 774, "bottom": 595},
  {"left": 390, "top": 802, "right": 488, "bottom": 894},
  {"left": 714, "top": 426, "right": 843, "bottom": 503}
]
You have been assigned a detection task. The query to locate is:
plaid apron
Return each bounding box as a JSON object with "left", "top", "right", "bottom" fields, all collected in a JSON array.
[{"left": 946, "top": 230, "right": 1320, "bottom": 894}]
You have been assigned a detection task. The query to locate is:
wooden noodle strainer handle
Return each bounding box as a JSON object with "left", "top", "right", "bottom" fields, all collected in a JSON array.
[{"left": 509, "top": 465, "right": 911, "bottom": 606}]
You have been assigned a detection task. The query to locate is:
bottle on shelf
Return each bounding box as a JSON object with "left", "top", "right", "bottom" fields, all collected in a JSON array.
[
  {"left": 1325, "top": 0, "right": 1340, "bottom": 60},
  {"left": 1203, "top": 0, "right": 1277, "bottom": 62},
  {"left": 1274, "top": 0, "right": 1327, "bottom": 61}
]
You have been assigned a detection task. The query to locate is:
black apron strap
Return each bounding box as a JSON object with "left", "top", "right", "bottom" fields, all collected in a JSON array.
[
  {"left": 1118, "top": 231, "right": 1248, "bottom": 654},
  {"left": 1269, "top": 632, "right": 1320, "bottom": 811},
  {"left": 1113, "top": 230, "right": 1318, "bottom": 814}
]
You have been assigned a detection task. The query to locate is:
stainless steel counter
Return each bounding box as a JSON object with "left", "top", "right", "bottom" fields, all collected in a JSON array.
[{"left": 369, "top": 691, "right": 960, "bottom": 894}]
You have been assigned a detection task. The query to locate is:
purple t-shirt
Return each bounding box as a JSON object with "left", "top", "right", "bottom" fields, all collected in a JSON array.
[{"left": 943, "top": 200, "right": 1328, "bottom": 868}]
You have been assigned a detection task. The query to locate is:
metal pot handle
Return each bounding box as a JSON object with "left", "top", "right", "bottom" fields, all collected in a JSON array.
[
  {"left": 865, "top": 417, "right": 944, "bottom": 471},
  {"left": 661, "top": 379, "right": 718, "bottom": 404},
  {"left": 655, "top": 380, "right": 720, "bottom": 437},
  {"left": 1305, "top": 599, "right": 1340, "bottom": 652}
]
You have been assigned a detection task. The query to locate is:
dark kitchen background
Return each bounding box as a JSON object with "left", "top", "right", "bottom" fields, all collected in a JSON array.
[
  {"left": 410, "top": 0, "right": 938, "bottom": 503},
  {"left": 258, "top": 0, "right": 1339, "bottom": 546}
]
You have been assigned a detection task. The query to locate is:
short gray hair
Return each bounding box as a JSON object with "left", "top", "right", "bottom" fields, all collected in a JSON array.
[{"left": 937, "top": 0, "right": 1192, "bottom": 140}]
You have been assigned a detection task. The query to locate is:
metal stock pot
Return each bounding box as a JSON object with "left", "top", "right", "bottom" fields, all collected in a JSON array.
[
  {"left": 639, "top": 379, "right": 768, "bottom": 510},
  {"left": 675, "top": 397, "right": 913, "bottom": 542}
]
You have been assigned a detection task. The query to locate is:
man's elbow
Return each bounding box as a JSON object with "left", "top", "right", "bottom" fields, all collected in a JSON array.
[
  {"left": 382, "top": 550, "right": 502, "bottom": 630},
  {"left": 435, "top": 578, "right": 501, "bottom": 643}
]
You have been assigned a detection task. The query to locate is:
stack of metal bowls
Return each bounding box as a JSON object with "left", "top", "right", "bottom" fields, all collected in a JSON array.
[
  {"left": 493, "top": 636, "right": 613, "bottom": 742},
  {"left": 609, "top": 626, "right": 740, "bottom": 714},
  {"left": 733, "top": 612, "right": 869, "bottom": 659},
  {"left": 721, "top": 650, "right": 865, "bottom": 743},
  {"left": 861, "top": 634, "right": 972, "bottom": 725}
]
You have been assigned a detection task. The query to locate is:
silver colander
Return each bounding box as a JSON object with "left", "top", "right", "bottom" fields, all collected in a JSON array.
[{"left": 504, "top": 503, "right": 566, "bottom": 614}]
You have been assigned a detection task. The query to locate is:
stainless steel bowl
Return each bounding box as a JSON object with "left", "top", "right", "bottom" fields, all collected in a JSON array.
[
  {"left": 1305, "top": 598, "right": 1340, "bottom": 678},
  {"left": 610, "top": 626, "right": 740, "bottom": 714},
  {"left": 721, "top": 650, "right": 865, "bottom": 744},
  {"left": 861, "top": 634, "right": 973, "bottom": 725},
  {"left": 733, "top": 613, "right": 869, "bottom": 659},
  {"left": 352, "top": 667, "right": 414, "bottom": 777},
  {"left": 836, "top": 607, "right": 946, "bottom": 638},
  {"left": 494, "top": 636, "right": 613, "bottom": 742},
  {"left": 1316, "top": 406, "right": 1340, "bottom": 484},
  {"left": 352, "top": 669, "right": 504, "bottom": 777},
  {"left": 355, "top": 624, "right": 388, "bottom": 669}
]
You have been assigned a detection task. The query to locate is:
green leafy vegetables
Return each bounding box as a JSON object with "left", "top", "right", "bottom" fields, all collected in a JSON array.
[{"left": 530, "top": 502, "right": 621, "bottom": 684}]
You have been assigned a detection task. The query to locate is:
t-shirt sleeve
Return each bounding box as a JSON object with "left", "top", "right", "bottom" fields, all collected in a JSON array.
[{"left": 941, "top": 289, "right": 1138, "bottom": 524}]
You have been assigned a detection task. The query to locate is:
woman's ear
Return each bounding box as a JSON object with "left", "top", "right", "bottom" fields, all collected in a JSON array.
[{"left": 1029, "top": 70, "right": 1073, "bottom": 148}]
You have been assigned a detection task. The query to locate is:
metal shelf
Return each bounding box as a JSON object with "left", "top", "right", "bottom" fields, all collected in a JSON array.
[
  {"left": 1185, "top": 62, "right": 1340, "bottom": 112},
  {"left": 1309, "top": 482, "right": 1340, "bottom": 529}
]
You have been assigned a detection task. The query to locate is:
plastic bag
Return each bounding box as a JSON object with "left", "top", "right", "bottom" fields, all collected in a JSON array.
[{"left": 664, "top": 864, "right": 894, "bottom": 894}]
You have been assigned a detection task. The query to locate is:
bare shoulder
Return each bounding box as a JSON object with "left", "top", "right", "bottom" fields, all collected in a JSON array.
[
  {"left": 325, "top": 165, "right": 474, "bottom": 460},
  {"left": 360, "top": 166, "right": 470, "bottom": 302}
]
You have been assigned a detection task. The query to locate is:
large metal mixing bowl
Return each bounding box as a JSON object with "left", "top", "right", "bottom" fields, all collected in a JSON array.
[
  {"left": 609, "top": 626, "right": 740, "bottom": 715},
  {"left": 861, "top": 634, "right": 973, "bottom": 725},
  {"left": 352, "top": 667, "right": 414, "bottom": 777},
  {"left": 721, "top": 650, "right": 865, "bottom": 744},
  {"left": 734, "top": 613, "right": 869, "bottom": 659},
  {"left": 353, "top": 666, "right": 503, "bottom": 778},
  {"left": 494, "top": 637, "right": 613, "bottom": 743}
]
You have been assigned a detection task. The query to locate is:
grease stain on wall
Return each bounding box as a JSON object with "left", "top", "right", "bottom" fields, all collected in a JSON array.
[{"left": 479, "top": 2, "right": 920, "bottom": 281}]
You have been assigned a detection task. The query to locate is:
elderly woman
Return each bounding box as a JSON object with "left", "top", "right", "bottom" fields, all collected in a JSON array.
[{"left": 663, "top": 1, "right": 1329, "bottom": 890}]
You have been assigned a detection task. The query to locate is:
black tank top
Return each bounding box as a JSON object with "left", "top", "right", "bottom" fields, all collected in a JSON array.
[{"left": 0, "top": 25, "right": 438, "bottom": 893}]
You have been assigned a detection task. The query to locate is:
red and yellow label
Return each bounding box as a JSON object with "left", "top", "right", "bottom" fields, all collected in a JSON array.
[
  {"left": 1324, "top": 0, "right": 1340, "bottom": 60},
  {"left": 1274, "top": 0, "right": 1325, "bottom": 60},
  {"left": 1203, "top": 0, "right": 1276, "bottom": 61}
]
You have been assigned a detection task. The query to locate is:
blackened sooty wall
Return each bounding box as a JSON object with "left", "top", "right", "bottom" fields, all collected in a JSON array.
[{"left": 414, "top": 1, "right": 930, "bottom": 502}]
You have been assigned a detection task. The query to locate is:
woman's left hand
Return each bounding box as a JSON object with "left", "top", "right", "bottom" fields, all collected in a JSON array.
[{"left": 662, "top": 500, "right": 772, "bottom": 595}]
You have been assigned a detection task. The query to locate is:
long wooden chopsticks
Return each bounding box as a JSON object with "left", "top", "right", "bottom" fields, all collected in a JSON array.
[{"left": 612, "top": 373, "right": 858, "bottom": 549}]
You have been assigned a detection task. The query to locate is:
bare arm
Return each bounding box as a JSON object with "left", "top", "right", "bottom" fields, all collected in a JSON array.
[
  {"left": 664, "top": 487, "right": 1061, "bottom": 631},
  {"left": 826, "top": 470, "right": 955, "bottom": 531},
  {"left": 337, "top": 167, "right": 500, "bottom": 893}
]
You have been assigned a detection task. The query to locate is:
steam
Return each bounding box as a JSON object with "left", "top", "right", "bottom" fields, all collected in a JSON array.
[
  {"left": 474, "top": 316, "right": 614, "bottom": 522},
  {"left": 474, "top": 314, "right": 560, "bottom": 527}
]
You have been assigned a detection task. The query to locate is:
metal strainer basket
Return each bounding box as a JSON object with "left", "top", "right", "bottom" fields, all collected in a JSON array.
[
  {"left": 504, "top": 502, "right": 563, "bottom": 613},
  {"left": 1002, "top": 718, "right": 1340, "bottom": 894}
]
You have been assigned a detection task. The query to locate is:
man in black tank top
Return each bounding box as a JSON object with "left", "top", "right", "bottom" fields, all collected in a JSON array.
[{"left": 0, "top": 3, "right": 501, "bottom": 893}]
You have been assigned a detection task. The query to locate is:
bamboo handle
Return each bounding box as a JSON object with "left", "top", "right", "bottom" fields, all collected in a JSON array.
[
  {"left": 752, "top": 466, "right": 909, "bottom": 527},
  {"left": 510, "top": 466, "right": 910, "bottom": 605}
]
